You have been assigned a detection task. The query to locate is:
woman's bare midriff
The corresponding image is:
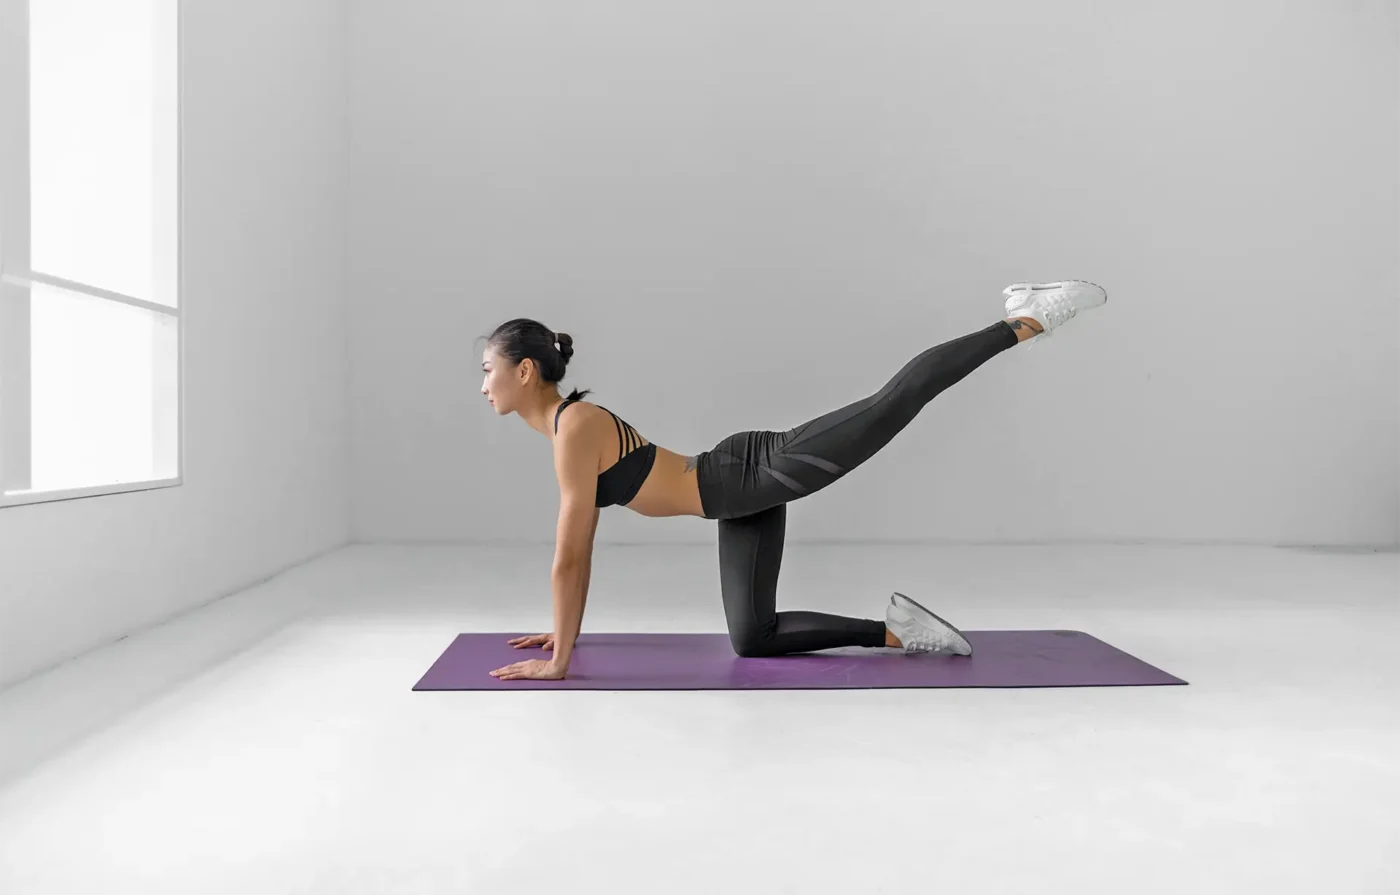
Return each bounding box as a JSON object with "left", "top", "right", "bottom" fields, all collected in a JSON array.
[{"left": 618, "top": 444, "right": 706, "bottom": 518}]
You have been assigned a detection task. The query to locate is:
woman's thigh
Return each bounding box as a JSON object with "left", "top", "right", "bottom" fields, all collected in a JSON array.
[{"left": 715, "top": 502, "right": 785, "bottom": 649}]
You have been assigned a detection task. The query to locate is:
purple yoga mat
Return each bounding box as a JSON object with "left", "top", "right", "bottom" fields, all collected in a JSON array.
[{"left": 413, "top": 631, "right": 1186, "bottom": 691}]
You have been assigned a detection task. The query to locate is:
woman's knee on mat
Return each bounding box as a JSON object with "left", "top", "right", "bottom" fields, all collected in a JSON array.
[{"left": 729, "top": 627, "right": 783, "bottom": 658}]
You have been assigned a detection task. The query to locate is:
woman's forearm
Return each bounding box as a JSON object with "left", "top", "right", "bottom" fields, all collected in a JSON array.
[
  {"left": 550, "top": 561, "right": 589, "bottom": 666},
  {"left": 564, "top": 557, "right": 592, "bottom": 657},
  {"left": 579, "top": 556, "right": 591, "bottom": 615}
]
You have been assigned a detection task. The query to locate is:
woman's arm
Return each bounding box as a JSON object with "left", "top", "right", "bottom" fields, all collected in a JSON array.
[
  {"left": 549, "top": 416, "right": 600, "bottom": 668},
  {"left": 579, "top": 507, "right": 599, "bottom": 616}
]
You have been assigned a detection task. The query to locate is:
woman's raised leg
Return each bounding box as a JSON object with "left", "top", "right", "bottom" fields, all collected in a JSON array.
[{"left": 698, "top": 319, "right": 1021, "bottom": 521}]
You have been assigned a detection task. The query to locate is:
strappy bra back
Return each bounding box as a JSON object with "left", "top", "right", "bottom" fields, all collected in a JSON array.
[{"left": 554, "top": 397, "right": 657, "bottom": 508}]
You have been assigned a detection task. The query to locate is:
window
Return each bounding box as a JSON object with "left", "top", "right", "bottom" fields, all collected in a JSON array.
[{"left": 0, "top": 0, "right": 180, "bottom": 508}]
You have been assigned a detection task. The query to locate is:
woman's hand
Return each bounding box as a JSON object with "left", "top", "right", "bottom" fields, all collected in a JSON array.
[
  {"left": 489, "top": 658, "right": 567, "bottom": 681},
  {"left": 507, "top": 633, "right": 555, "bottom": 651}
]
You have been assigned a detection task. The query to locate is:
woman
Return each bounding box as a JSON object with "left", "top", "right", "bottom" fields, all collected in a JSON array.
[{"left": 485, "top": 280, "right": 1107, "bottom": 681}]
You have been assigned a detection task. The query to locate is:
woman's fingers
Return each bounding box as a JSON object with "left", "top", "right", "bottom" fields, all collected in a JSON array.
[{"left": 506, "top": 633, "right": 553, "bottom": 650}]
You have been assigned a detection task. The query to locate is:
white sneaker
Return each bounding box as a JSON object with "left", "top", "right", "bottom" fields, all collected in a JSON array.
[
  {"left": 1002, "top": 280, "right": 1108, "bottom": 345},
  {"left": 886, "top": 591, "right": 972, "bottom": 656}
]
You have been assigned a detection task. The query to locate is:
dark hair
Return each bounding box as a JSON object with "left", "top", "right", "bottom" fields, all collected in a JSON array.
[{"left": 482, "top": 317, "right": 592, "bottom": 402}]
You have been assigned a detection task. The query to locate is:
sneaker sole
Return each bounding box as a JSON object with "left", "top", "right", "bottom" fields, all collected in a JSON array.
[{"left": 891, "top": 591, "right": 973, "bottom": 656}]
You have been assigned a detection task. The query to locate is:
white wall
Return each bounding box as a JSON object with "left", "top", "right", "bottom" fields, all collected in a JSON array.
[
  {"left": 348, "top": 0, "right": 1399, "bottom": 549},
  {"left": 0, "top": 0, "right": 352, "bottom": 689}
]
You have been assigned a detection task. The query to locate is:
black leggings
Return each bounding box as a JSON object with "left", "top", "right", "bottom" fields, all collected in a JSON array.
[{"left": 695, "top": 320, "right": 1020, "bottom": 657}]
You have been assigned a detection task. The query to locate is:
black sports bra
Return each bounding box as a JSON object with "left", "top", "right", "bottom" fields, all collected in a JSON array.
[{"left": 554, "top": 397, "right": 657, "bottom": 508}]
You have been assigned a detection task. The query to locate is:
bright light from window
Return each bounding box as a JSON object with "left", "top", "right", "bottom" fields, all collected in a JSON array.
[
  {"left": 29, "top": 0, "right": 160, "bottom": 304},
  {"left": 0, "top": 0, "right": 180, "bottom": 506},
  {"left": 28, "top": 283, "right": 177, "bottom": 493}
]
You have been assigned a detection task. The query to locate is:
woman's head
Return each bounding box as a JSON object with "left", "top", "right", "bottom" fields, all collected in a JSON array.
[{"left": 480, "top": 317, "right": 591, "bottom": 416}]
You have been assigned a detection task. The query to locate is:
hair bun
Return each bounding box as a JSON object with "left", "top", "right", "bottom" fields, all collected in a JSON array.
[{"left": 555, "top": 331, "right": 574, "bottom": 361}]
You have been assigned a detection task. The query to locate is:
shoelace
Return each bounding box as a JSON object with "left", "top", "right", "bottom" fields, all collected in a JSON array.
[
  {"left": 1035, "top": 292, "right": 1076, "bottom": 328},
  {"left": 905, "top": 635, "right": 952, "bottom": 653}
]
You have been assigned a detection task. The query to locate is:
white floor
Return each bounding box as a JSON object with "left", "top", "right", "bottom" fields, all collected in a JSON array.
[{"left": 0, "top": 543, "right": 1396, "bottom": 894}]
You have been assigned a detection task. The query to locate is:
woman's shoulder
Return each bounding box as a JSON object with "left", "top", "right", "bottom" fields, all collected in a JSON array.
[
  {"left": 561, "top": 398, "right": 614, "bottom": 419},
  {"left": 558, "top": 397, "right": 600, "bottom": 417},
  {"left": 556, "top": 398, "right": 609, "bottom": 434}
]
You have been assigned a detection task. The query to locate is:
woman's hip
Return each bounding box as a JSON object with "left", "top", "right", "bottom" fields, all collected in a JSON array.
[{"left": 696, "top": 429, "right": 824, "bottom": 521}]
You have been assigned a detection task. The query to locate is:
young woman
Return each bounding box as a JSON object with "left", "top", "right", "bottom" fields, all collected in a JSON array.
[{"left": 484, "top": 280, "right": 1107, "bottom": 681}]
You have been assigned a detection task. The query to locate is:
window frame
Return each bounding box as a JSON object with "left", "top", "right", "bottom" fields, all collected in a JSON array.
[{"left": 0, "top": 0, "right": 183, "bottom": 509}]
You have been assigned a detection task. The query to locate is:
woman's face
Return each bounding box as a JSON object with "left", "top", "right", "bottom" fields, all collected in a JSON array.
[{"left": 481, "top": 348, "right": 517, "bottom": 415}]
